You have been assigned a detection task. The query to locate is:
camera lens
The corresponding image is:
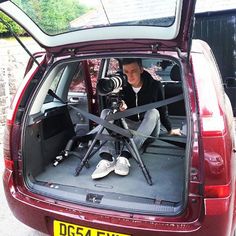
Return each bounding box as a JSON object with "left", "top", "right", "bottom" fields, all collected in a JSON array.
[
  {"left": 97, "top": 78, "right": 114, "bottom": 95},
  {"left": 97, "top": 74, "right": 125, "bottom": 96},
  {"left": 111, "top": 76, "right": 122, "bottom": 90}
]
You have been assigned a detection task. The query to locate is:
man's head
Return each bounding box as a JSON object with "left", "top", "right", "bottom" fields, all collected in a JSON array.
[{"left": 122, "top": 58, "right": 143, "bottom": 88}]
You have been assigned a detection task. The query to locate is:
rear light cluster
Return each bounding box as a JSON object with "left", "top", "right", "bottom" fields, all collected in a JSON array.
[
  {"left": 204, "top": 184, "right": 231, "bottom": 198},
  {"left": 200, "top": 114, "right": 232, "bottom": 217},
  {"left": 3, "top": 122, "right": 14, "bottom": 171},
  {"left": 192, "top": 68, "right": 233, "bottom": 218}
]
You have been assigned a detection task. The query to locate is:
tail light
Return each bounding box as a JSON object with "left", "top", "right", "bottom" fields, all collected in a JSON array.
[
  {"left": 204, "top": 184, "right": 231, "bottom": 198},
  {"left": 3, "top": 122, "right": 14, "bottom": 171},
  {"left": 204, "top": 183, "right": 231, "bottom": 216}
]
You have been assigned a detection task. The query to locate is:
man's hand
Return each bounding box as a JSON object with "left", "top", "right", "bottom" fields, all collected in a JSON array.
[
  {"left": 168, "top": 128, "right": 182, "bottom": 136},
  {"left": 119, "top": 100, "right": 127, "bottom": 111}
]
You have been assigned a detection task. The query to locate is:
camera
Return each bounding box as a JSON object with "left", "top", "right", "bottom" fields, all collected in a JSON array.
[{"left": 97, "top": 72, "right": 127, "bottom": 96}]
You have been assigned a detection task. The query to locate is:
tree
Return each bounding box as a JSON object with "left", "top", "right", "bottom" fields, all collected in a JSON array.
[
  {"left": 0, "top": 11, "right": 25, "bottom": 36},
  {"left": 0, "top": 0, "right": 90, "bottom": 35}
]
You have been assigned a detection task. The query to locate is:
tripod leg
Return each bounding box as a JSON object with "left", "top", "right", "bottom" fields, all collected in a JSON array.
[
  {"left": 74, "top": 125, "right": 105, "bottom": 176},
  {"left": 120, "top": 118, "right": 152, "bottom": 185},
  {"left": 124, "top": 138, "right": 152, "bottom": 185}
]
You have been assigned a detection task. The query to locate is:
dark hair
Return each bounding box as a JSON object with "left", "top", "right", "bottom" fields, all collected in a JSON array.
[{"left": 121, "top": 58, "right": 142, "bottom": 68}]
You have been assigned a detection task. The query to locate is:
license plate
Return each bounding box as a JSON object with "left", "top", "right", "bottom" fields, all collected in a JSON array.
[{"left": 54, "top": 220, "right": 131, "bottom": 236}]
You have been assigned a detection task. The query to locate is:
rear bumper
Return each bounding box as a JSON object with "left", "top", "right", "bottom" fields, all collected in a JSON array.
[{"left": 3, "top": 169, "right": 235, "bottom": 236}]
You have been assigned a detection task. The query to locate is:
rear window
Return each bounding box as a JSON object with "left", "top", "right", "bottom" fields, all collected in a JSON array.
[{"left": 11, "top": 0, "right": 178, "bottom": 35}]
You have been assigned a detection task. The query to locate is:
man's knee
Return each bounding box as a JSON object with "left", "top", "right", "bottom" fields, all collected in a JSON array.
[{"left": 145, "top": 109, "right": 160, "bottom": 121}]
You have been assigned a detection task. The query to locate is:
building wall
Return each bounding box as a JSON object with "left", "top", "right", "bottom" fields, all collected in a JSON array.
[
  {"left": 0, "top": 39, "right": 41, "bottom": 143},
  {"left": 194, "top": 10, "right": 236, "bottom": 79},
  {"left": 194, "top": 10, "right": 236, "bottom": 116}
]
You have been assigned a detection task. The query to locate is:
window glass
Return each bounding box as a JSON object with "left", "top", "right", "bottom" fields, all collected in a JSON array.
[
  {"left": 107, "top": 58, "right": 120, "bottom": 75},
  {"left": 12, "top": 0, "right": 178, "bottom": 35},
  {"left": 44, "top": 67, "right": 65, "bottom": 103},
  {"left": 88, "top": 59, "right": 101, "bottom": 95},
  {"left": 69, "top": 63, "right": 86, "bottom": 93}
]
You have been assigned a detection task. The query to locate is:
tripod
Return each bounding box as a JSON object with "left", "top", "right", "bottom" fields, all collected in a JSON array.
[{"left": 74, "top": 104, "right": 153, "bottom": 185}]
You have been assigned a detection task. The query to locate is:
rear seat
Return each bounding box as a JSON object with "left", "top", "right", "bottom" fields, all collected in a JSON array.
[{"left": 164, "top": 65, "right": 186, "bottom": 116}]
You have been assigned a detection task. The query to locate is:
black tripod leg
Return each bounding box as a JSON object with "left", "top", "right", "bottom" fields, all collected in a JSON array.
[
  {"left": 120, "top": 117, "right": 152, "bottom": 185},
  {"left": 74, "top": 125, "right": 105, "bottom": 176},
  {"left": 123, "top": 138, "right": 153, "bottom": 186}
]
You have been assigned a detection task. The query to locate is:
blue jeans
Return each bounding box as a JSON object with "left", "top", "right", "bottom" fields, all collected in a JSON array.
[{"left": 94, "top": 108, "right": 160, "bottom": 156}]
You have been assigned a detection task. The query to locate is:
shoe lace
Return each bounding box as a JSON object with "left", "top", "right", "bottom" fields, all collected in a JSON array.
[{"left": 96, "top": 159, "right": 112, "bottom": 168}]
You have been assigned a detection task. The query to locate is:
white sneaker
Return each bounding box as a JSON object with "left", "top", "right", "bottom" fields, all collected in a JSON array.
[
  {"left": 114, "top": 156, "right": 131, "bottom": 176},
  {"left": 91, "top": 158, "right": 115, "bottom": 179}
]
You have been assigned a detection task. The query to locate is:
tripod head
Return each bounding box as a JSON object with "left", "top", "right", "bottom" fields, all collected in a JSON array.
[{"left": 108, "top": 93, "right": 123, "bottom": 113}]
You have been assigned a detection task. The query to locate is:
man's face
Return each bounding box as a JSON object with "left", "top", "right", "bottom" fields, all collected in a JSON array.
[{"left": 123, "top": 62, "right": 143, "bottom": 88}]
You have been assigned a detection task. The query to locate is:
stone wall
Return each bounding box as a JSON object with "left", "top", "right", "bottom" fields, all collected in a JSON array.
[{"left": 0, "top": 38, "right": 41, "bottom": 143}]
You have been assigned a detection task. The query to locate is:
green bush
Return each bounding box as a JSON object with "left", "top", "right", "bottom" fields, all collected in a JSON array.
[
  {"left": 0, "top": 11, "right": 25, "bottom": 35},
  {"left": 0, "top": 0, "right": 90, "bottom": 36}
]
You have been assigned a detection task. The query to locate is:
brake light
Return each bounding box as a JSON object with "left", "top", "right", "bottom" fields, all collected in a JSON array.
[
  {"left": 204, "top": 184, "right": 230, "bottom": 198},
  {"left": 4, "top": 159, "right": 14, "bottom": 170},
  {"left": 3, "top": 123, "right": 14, "bottom": 171}
]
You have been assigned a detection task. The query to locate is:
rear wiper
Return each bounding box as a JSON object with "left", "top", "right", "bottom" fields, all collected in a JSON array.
[{"left": 0, "top": 17, "right": 41, "bottom": 68}]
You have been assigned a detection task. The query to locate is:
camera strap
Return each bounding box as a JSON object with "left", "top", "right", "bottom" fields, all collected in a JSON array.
[{"left": 70, "top": 94, "right": 184, "bottom": 142}]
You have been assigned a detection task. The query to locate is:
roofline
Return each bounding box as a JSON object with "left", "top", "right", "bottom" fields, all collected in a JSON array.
[{"left": 195, "top": 8, "right": 236, "bottom": 17}]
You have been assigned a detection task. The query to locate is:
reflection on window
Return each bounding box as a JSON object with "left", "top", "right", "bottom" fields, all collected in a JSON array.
[
  {"left": 50, "top": 68, "right": 64, "bottom": 93},
  {"left": 88, "top": 59, "right": 101, "bottom": 95},
  {"left": 107, "top": 58, "right": 119, "bottom": 75},
  {"left": 12, "top": 0, "right": 177, "bottom": 35},
  {"left": 69, "top": 63, "right": 86, "bottom": 93},
  {"left": 43, "top": 67, "right": 65, "bottom": 104}
]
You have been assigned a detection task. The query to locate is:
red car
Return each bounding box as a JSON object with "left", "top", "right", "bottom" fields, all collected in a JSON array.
[{"left": 1, "top": 0, "right": 236, "bottom": 235}]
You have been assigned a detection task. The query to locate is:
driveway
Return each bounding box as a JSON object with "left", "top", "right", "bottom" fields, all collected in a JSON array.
[{"left": 0, "top": 143, "right": 48, "bottom": 236}]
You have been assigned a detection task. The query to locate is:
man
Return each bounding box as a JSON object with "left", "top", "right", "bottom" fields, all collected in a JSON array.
[{"left": 92, "top": 58, "right": 181, "bottom": 179}]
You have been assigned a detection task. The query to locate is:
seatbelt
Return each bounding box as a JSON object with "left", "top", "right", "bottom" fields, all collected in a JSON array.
[
  {"left": 48, "top": 89, "right": 184, "bottom": 140},
  {"left": 48, "top": 89, "right": 132, "bottom": 138},
  {"left": 106, "top": 94, "right": 184, "bottom": 121}
]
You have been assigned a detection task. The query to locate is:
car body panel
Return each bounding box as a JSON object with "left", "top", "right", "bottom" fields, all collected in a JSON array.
[
  {"left": 1, "top": 0, "right": 235, "bottom": 235},
  {"left": 2, "top": 41, "right": 236, "bottom": 235}
]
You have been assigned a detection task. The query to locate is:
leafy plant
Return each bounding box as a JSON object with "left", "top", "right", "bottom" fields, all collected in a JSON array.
[
  {"left": 0, "top": 11, "right": 25, "bottom": 35},
  {"left": 0, "top": 0, "right": 90, "bottom": 35}
]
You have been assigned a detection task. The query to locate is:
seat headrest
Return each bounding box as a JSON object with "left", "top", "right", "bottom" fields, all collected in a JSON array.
[{"left": 170, "top": 65, "right": 181, "bottom": 81}]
